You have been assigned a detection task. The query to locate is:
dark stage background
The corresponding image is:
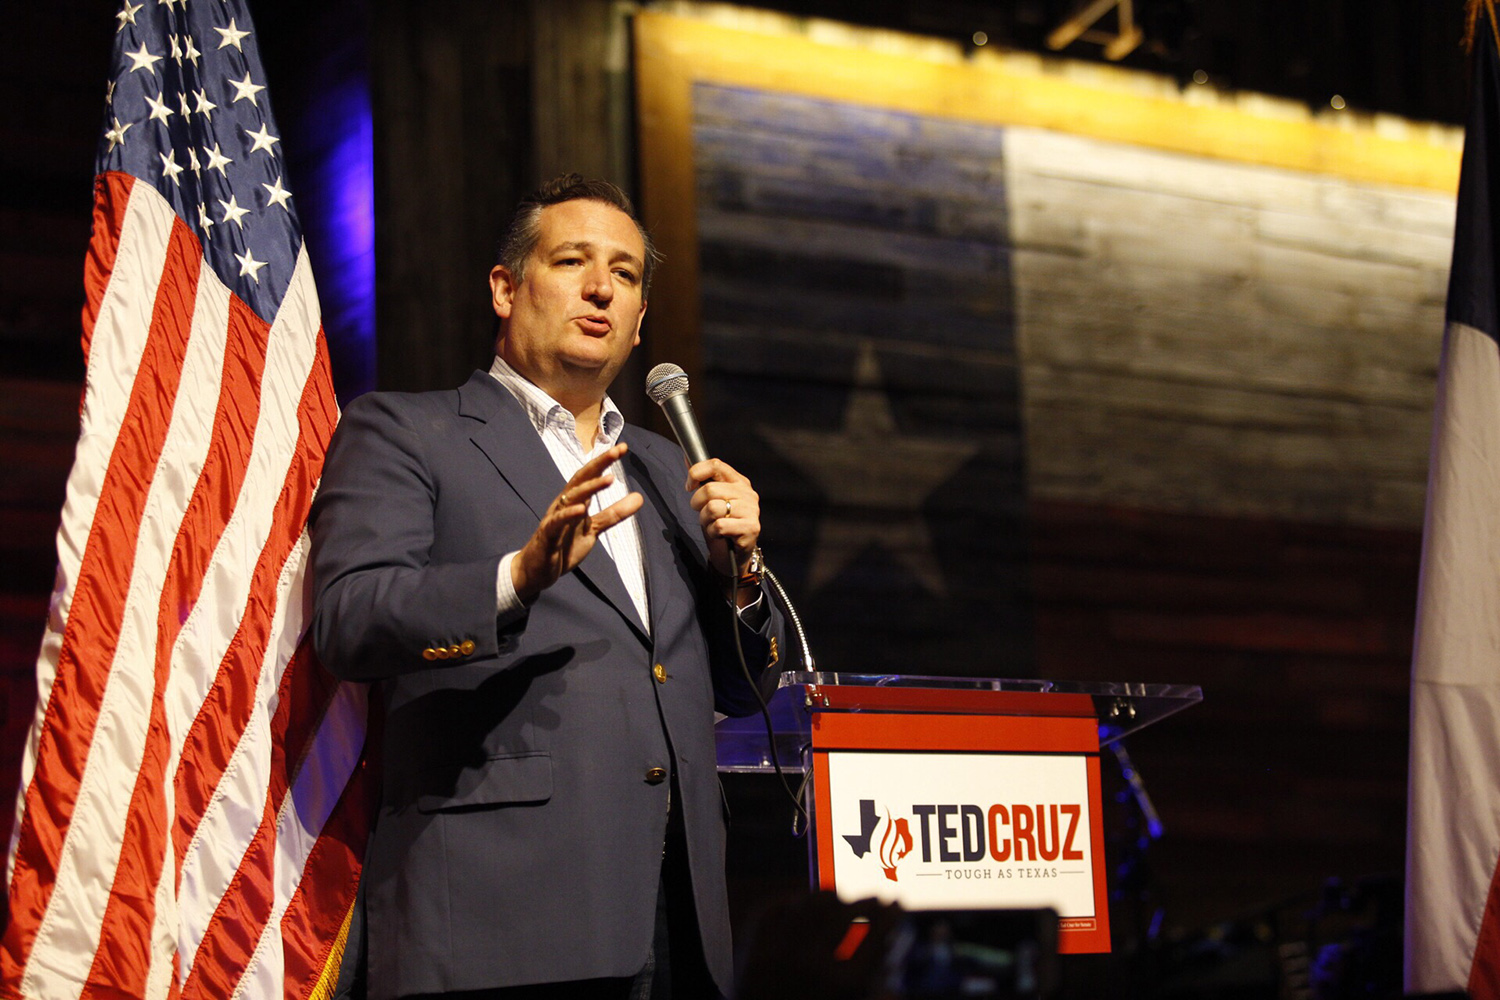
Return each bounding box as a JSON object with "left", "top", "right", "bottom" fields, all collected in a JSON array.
[{"left": 0, "top": 1, "right": 1465, "bottom": 994}]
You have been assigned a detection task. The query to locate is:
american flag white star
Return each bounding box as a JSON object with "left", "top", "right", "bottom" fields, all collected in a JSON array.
[
  {"left": 182, "top": 35, "right": 202, "bottom": 67},
  {"left": 219, "top": 195, "right": 251, "bottom": 228},
  {"left": 116, "top": 2, "right": 143, "bottom": 32},
  {"left": 229, "top": 72, "right": 265, "bottom": 107},
  {"left": 125, "top": 42, "right": 163, "bottom": 75},
  {"left": 144, "top": 91, "right": 175, "bottom": 124},
  {"left": 187, "top": 146, "right": 201, "bottom": 174},
  {"left": 215, "top": 19, "right": 251, "bottom": 51},
  {"left": 235, "top": 248, "right": 268, "bottom": 282},
  {"left": 169, "top": 34, "right": 183, "bottom": 61},
  {"left": 203, "top": 142, "right": 233, "bottom": 174},
  {"left": 178, "top": 91, "right": 193, "bottom": 119},
  {"left": 159, "top": 151, "right": 184, "bottom": 186},
  {"left": 262, "top": 176, "right": 292, "bottom": 210},
  {"left": 245, "top": 122, "right": 279, "bottom": 155},
  {"left": 104, "top": 117, "right": 133, "bottom": 151},
  {"left": 193, "top": 88, "right": 218, "bottom": 120},
  {"left": 197, "top": 202, "right": 215, "bottom": 232}
]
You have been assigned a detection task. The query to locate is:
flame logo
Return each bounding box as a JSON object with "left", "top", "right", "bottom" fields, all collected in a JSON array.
[{"left": 878, "top": 810, "right": 913, "bottom": 882}]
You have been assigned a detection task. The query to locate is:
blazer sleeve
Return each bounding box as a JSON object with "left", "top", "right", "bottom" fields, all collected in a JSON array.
[
  {"left": 636, "top": 440, "right": 788, "bottom": 718},
  {"left": 308, "top": 393, "right": 507, "bottom": 681},
  {"left": 701, "top": 577, "right": 788, "bottom": 718}
]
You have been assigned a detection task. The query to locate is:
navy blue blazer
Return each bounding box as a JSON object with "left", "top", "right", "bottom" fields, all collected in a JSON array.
[{"left": 308, "top": 370, "right": 783, "bottom": 998}]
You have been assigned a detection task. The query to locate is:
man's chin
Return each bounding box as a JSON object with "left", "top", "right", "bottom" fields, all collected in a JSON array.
[{"left": 560, "top": 350, "right": 630, "bottom": 383}]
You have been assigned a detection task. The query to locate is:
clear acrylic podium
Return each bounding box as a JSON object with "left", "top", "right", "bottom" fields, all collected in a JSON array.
[{"left": 716, "top": 672, "right": 1203, "bottom": 953}]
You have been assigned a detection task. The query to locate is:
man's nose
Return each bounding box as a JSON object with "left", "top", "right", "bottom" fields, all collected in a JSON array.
[{"left": 584, "top": 265, "right": 614, "bottom": 303}]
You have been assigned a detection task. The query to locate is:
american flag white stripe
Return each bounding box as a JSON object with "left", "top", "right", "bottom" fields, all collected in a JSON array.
[
  {"left": 166, "top": 246, "right": 321, "bottom": 857},
  {"left": 235, "top": 676, "right": 366, "bottom": 1000},
  {"left": 6, "top": 181, "right": 171, "bottom": 885},
  {"left": 175, "top": 497, "right": 320, "bottom": 978},
  {"left": 21, "top": 186, "right": 234, "bottom": 1000}
]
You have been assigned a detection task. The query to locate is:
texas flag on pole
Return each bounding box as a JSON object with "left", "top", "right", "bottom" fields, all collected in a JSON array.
[
  {"left": 0, "top": 2, "right": 370, "bottom": 998},
  {"left": 1407, "top": 2, "right": 1500, "bottom": 994}
]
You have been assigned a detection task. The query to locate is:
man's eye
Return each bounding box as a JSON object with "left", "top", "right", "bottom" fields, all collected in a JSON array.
[{"left": 614, "top": 269, "right": 639, "bottom": 283}]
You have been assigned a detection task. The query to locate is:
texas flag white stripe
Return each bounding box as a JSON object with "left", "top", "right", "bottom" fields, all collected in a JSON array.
[{"left": 1407, "top": 320, "right": 1500, "bottom": 990}]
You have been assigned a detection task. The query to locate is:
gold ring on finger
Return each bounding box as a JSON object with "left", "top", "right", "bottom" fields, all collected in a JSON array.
[{"left": 724, "top": 499, "right": 733, "bottom": 518}]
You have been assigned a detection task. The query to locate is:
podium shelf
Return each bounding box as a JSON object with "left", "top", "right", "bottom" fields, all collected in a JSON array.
[{"left": 716, "top": 671, "right": 1203, "bottom": 773}]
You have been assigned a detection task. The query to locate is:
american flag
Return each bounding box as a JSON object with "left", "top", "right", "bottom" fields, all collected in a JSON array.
[
  {"left": 1407, "top": 3, "right": 1500, "bottom": 995},
  {"left": 1, "top": 2, "right": 371, "bottom": 998}
]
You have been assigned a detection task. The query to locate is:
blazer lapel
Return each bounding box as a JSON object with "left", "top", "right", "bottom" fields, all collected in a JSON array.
[{"left": 458, "top": 371, "right": 649, "bottom": 641}]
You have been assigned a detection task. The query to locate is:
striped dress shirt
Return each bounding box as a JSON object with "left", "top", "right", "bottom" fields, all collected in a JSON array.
[{"left": 489, "top": 354, "right": 651, "bottom": 632}]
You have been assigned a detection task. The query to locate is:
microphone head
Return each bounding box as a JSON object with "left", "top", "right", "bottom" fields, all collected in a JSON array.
[{"left": 645, "top": 363, "right": 689, "bottom": 405}]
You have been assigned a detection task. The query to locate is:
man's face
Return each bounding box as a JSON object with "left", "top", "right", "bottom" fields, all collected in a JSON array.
[{"left": 490, "top": 198, "right": 648, "bottom": 399}]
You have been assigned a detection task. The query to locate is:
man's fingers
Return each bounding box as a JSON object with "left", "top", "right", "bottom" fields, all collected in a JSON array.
[
  {"left": 558, "top": 474, "right": 615, "bottom": 509},
  {"left": 592, "top": 491, "right": 643, "bottom": 532},
  {"left": 685, "top": 457, "right": 746, "bottom": 489},
  {"left": 574, "top": 442, "right": 629, "bottom": 485},
  {"left": 689, "top": 481, "right": 728, "bottom": 512}
]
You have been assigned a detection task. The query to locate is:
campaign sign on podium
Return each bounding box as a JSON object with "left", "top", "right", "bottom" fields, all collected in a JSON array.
[
  {"left": 716, "top": 673, "right": 1203, "bottom": 957},
  {"left": 822, "top": 751, "right": 1100, "bottom": 930},
  {"left": 809, "top": 704, "right": 1110, "bottom": 953}
]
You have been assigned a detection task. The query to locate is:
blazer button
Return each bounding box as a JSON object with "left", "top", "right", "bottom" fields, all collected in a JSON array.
[
  {"left": 435, "top": 647, "right": 451, "bottom": 660},
  {"left": 448, "top": 644, "right": 462, "bottom": 658},
  {"left": 422, "top": 647, "right": 438, "bottom": 661},
  {"left": 652, "top": 663, "right": 667, "bottom": 684},
  {"left": 768, "top": 637, "right": 779, "bottom": 667},
  {"left": 645, "top": 767, "right": 668, "bottom": 785},
  {"left": 459, "top": 639, "right": 476, "bottom": 655}
]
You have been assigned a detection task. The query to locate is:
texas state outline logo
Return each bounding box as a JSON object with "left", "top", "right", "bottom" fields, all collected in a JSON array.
[{"left": 842, "top": 798, "right": 913, "bottom": 881}]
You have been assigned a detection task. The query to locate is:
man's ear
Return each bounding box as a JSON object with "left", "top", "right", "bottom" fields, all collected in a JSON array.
[
  {"left": 489, "top": 265, "right": 516, "bottom": 319},
  {"left": 632, "top": 299, "right": 647, "bottom": 348}
]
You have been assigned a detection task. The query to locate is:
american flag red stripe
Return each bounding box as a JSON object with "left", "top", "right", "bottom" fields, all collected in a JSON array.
[
  {"left": 80, "top": 229, "right": 266, "bottom": 1000},
  {"left": 5, "top": 186, "right": 198, "bottom": 993},
  {"left": 3, "top": 3, "right": 370, "bottom": 996},
  {"left": 80, "top": 173, "right": 133, "bottom": 363}
]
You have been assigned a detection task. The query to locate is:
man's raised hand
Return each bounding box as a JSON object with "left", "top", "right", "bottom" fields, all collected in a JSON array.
[{"left": 511, "top": 443, "right": 643, "bottom": 603}]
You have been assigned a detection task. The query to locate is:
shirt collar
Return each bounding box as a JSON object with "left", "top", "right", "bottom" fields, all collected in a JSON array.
[{"left": 487, "top": 355, "right": 625, "bottom": 447}]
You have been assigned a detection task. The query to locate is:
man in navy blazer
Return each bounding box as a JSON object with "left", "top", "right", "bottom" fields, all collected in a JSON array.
[{"left": 309, "top": 176, "right": 784, "bottom": 999}]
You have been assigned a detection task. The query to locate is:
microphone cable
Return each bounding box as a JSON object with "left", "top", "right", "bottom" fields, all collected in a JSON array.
[{"left": 726, "top": 558, "right": 814, "bottom": 836}]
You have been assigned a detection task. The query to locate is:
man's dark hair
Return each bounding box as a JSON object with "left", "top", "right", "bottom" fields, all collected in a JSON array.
[{"left": 497, "top": 173, "right": 662, "bottom": 297}]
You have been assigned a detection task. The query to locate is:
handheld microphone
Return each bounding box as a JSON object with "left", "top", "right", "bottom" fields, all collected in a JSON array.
[
  {"left": 645, "top": 362, "right": 817, "bottom": 677},
  {"left": 645, "top": 362, "right": 710, "bottom": 465}
]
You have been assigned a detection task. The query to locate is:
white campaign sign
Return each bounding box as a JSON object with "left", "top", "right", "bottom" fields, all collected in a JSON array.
[{"left": 824, "top": 751, "right": 1096, "bottom": 915}]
